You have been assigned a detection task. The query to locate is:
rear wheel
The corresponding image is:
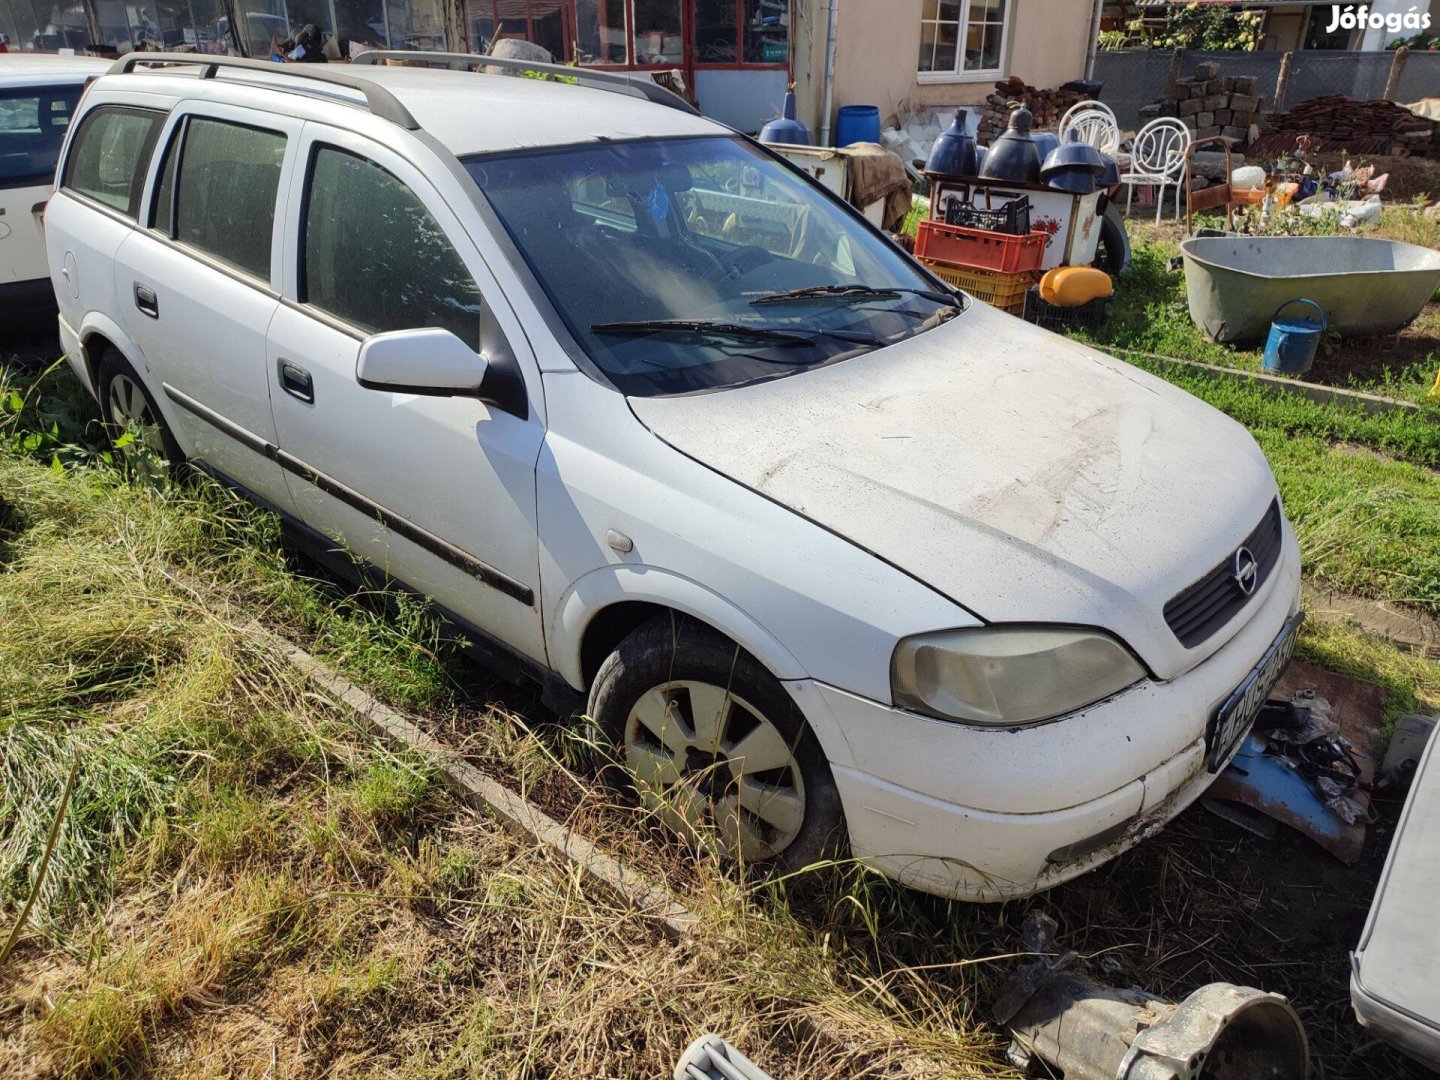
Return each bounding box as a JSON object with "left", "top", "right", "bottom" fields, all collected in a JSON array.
[
  {"left": 97, "top": 348, "right": 182, "bottom": 471},
  {"left": 589, "top": 615, "right": 845, "bottom": 873}
]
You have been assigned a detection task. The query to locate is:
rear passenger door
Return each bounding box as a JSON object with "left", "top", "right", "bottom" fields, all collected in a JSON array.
[
  {"left": 113, "top": 104, "right": 301, "bottom": 512},
  {"left": 48, "top": 103, "right": 165, "bottom": 348},
  {"left": 267, "top": 126, "right": 547, "bottom": 665}
]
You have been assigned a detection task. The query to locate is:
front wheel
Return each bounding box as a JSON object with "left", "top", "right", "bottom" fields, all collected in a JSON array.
[{"left": 588, "top": 615, "right": 845, "bottom": 873}]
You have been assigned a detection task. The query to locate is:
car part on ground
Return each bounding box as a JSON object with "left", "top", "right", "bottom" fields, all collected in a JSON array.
[
  {"left": 674, "top": 1034, "right": 774, "bottom": 1080},
  {"left": 1203, "top": 731, "right": 1368, "bottom": 864},
  {"left": 1378, "top": 714, "right": 1438, "bottom": 791},
  {"left": 997, "top": 913, "right": 1310, "bottom": 1080},
  {"left": 1352, "top": 717, "right": 1440, "bottom": 1072}
]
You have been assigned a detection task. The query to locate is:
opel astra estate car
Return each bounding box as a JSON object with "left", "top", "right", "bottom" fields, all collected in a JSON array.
[
  {"left": 1, "top": 53, "right": 109, "bottom": 313},
  {"left": 44, "top": 52, "right": 1303, "bottom": 901}
]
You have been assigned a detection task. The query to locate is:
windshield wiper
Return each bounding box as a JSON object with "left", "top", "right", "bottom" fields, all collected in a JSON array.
[
  {"left": 590, "top": 319, "right": 886, "bottom": 348},
  {"left": 591, "top": 319, "right": 814, "bottom": 345},
  {"left": 750, "top": 284, "right": 958, "bottom": 308}
]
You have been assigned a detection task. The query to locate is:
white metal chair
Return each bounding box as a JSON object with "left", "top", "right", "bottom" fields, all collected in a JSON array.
[
  {"left": 1058, "top": 100, "right": 1121, "bottom": 157},
  {"left": 1122, "top": 117, "right": 1192, "bottom": 224}
]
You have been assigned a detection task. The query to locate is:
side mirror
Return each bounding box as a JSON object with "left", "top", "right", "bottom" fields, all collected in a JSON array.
[{"left": 355, "top": 328, "right": 487, "bottom": 397}]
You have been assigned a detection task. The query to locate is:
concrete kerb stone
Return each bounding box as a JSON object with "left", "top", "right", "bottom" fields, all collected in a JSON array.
[
  {"left": 256, "top": 625, "right": 700, "bottom": 942},
  {"left": 1113, "top": 348, "right": 1425, "bottom": 416}
]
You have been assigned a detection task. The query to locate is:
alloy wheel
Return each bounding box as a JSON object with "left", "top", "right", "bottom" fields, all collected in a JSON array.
[
  {"left": 106, "top": 373, "right": 166, "bottom": 458},
  {"left": 623, "top": 679, "right": 806, "bottom": 862}
]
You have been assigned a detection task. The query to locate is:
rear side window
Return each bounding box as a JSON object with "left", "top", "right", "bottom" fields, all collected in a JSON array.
[
  {"left": 62, "top": 106, "right": 163, "bottom": 217},
  {"left": 302, "top": 146, "right": 482, "bottom": 349},
  {"left": 163, "top": 117, "right": 286, "bottom": 281},
  {"left": 0, "top": 84, "right": 84, "bottom": 188}
]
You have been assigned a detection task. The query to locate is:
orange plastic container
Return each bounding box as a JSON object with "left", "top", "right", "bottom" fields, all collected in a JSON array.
[
  {"left": 919, "top": 259, "right": 1035, "bottom": 315},
  {"left": 915, "top": 219, "right": 1048, "bottom": 274}
]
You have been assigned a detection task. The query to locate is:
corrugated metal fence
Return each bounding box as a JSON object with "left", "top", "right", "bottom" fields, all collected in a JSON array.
[{"left": 1095, "top": 48, "right": 1440, "bottom": 130}]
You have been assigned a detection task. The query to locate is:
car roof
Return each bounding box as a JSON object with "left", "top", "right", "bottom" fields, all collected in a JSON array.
[
  {"left": 0, "top": 53, "right": 113, "bottom": 84},
  {"left": 355, "top": 65, "right": 724, "bottom": 156},
  {"left": 92, "top": 59, "right": 727, "bottom": 157}
]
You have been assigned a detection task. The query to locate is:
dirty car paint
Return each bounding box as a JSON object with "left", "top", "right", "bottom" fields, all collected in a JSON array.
[{"left": 629, "top": 302, "right": 1281, "bottom": 682}]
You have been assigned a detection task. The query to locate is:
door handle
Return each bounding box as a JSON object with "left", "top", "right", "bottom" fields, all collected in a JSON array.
[
  {"left": 133, "top": 282, "right": 159, "bottom": 318},
  {"left": 278, "top": 358, "right": 314, "bottom": 404}
]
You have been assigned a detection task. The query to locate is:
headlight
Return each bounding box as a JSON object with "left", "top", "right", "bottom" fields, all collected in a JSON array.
[{"left": 891, "top": 626, "right": 1145, "bottom": 726}]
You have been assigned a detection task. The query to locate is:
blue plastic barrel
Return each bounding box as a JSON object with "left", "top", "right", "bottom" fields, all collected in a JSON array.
[
  {"left": 835, "top": 104, "right": 881, "bottom": 147},
  {"left": 1263, "top": 298, "right": 1327, "bottom": 377}
]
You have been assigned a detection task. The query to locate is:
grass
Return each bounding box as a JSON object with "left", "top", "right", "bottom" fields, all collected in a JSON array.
[
  {"left": 1260, "top": 432, "right": 1440, "bottom": 613},
  {"left": 5, "top": 318, "right": 1440, "bottom": 1077},
  {"left": 1, "top": 360, "right": 1011, "bottom": 1077}
]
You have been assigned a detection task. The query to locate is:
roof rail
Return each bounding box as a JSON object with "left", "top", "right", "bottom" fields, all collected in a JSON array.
[
  {"left": 108, "top": 53, "right": 421, "bottom": 130},
  {"left": 349, "top": 50, "right": 700, "bottom": 117}
]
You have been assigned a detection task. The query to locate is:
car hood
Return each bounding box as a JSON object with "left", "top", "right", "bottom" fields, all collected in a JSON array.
[{"left": 628, "top": 303, "right": 1281, "bottom": 680}]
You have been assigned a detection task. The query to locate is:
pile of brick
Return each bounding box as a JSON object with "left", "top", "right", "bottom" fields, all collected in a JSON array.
[
  {"left": 978, "top": 77, "right": 1095, "bottom": 140},
  {"left": 1248, "top": 95, "right": 1440, "bottom": 158},
  {"left": 1152, "top": 62, "right": 1262, "bottom": 146}
]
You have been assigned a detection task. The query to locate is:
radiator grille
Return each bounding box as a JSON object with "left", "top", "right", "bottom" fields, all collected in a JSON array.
[{"left": 1164, "top": 500, "right": 1282, "bottom": 649}]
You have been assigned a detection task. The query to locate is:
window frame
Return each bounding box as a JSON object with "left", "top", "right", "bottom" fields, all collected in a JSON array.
[
  {"left": 59, "top": 104, "right": 167, "bottom": 220},
  {"left": 917, "top": 0, "right": 1012, "bottom": 84},
  {"left": 147, "top": 112, "right": 289, "bottom": 285},
  {"left": 295, "top": 140, "right": 484, "bottom": 349}
]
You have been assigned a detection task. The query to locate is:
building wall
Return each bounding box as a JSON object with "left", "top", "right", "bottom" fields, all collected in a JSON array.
[{"left": 793, "top": 0, "right": 1095, "bottom": 142}]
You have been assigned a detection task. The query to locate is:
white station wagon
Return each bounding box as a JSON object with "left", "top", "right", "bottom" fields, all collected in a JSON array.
[{"left": 45, "top": 52, "right": 1302, "bottom": 901}]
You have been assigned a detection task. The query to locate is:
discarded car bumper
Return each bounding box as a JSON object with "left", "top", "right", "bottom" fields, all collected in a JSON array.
[{"left": 790, "top": 523, "right": 1302, "bottom": 902}]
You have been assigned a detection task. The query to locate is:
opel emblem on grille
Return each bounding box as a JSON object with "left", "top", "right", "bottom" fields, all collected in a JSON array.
[{"left": 1232, "top": 546, "right": 1259, "bottom": 596}]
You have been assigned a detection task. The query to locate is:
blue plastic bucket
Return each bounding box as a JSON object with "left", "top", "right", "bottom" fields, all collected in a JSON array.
[
  {"left": 835, "top": 104, "right": 881, "bottom": 147},
  {"left": 1263, "top": 298, "right": 1327, "bottom": 377}
]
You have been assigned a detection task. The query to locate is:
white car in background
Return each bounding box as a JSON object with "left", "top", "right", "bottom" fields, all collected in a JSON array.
[
  {"left": 0, "top": 53, "right": 109, "bottom": 313},
  {"left": 43, "top": 52, "right": 1303, "bottom": 902}
]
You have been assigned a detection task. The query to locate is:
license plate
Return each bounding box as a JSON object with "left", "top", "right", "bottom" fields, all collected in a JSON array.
[{"left": 1206, "top": 611, "right": 1305, "bottom": 772}]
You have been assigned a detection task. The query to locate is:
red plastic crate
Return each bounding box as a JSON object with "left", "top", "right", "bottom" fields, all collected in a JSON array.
[{"left": 915, "top": 220, "right": 1048, "bottom": 274}]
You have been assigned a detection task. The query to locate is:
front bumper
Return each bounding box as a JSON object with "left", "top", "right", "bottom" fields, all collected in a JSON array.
[{"left": 786, "top": 523, "right": 1302, "bottom": 902}]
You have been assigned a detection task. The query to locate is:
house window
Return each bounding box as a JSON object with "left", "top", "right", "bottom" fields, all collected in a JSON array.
[
  {"left": 574, "top": 0, "right": 628, "bottom": 63},
  {"left": 919, "top": 0, "right": 1008, "bottom": 79}
]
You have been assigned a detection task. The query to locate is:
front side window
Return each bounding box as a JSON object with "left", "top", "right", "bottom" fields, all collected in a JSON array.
[
  {"left": 163, "top": 117, "right": 285, "bottom": 280},
  {"left": 302, "top": 146, "right": 482, "bottom": 349},
  {"left": 0, "top": 84, "right": 84, "bottom": 188},
  {"left": 919, "top": 0, "right": 1009, "bottom": 78},
  {"left": 469, "top": 136, "right": 958, "bottom": 397},
  {"left": 62, "top": 106, "right": 164, "bottom": 217}
]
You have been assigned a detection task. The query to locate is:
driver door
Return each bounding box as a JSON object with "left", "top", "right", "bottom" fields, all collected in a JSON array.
[{"left": 267, "top": 125, "right": 547, "bottom": 665}]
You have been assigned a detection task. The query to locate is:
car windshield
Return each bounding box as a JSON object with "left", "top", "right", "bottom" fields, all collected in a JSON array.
[{"left": 465, "top": 136, "right": 960, "bottom": 396}]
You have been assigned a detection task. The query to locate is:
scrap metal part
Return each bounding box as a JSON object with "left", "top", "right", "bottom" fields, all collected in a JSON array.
[
  {"left": 1005, "top": 975, "right": 1308, "bottom": 1079},
  {"left": 674, "top": 1035, "right": 775, "bottom": 1080},
  {"left": 999, "top": 914, "right": 1309, "bottom": 1079}
]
